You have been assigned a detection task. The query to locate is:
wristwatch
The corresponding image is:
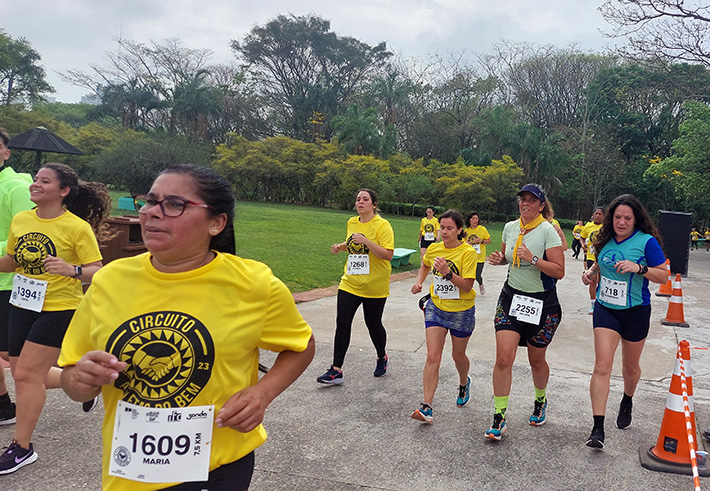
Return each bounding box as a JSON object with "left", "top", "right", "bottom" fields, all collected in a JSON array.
[
  {"left": 531, "top": 256, "right": 539, "bottom": 265},
  {"left": 444, "top": 272, "right": 453, "bottom": 281},
  {"left": 73, "top": 265, "right": 83, "bottom": 279}
]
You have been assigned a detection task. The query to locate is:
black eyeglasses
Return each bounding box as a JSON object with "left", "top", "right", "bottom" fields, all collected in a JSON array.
[{"left": 133, "top": 195, "right": 213, "bottom": 218}]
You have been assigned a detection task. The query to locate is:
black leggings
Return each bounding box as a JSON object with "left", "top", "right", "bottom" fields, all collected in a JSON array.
[
  {"left": 571, "top": 238, "right": 581, "bottom": 257},
  {"left": 475, "top": 262, "right": 484, "bottom": 285},
  {"left": 333, "top": 289, "right": 387, "bottom": 367}
]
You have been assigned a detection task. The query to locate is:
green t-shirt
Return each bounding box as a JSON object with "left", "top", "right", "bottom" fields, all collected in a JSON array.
[{"left": 501, "top": 219, "right": 561, "bottom": 292}]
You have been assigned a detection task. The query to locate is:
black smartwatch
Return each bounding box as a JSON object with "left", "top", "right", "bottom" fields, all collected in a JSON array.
[
  {"left": 73, "top": 265, "right": 83, "bottom": 279},
  {"left": 444, "top": 271, "right": 453, "bottom": 281},
  {"left": 531, "top": 255, "right": 539, "bottom": 265}
]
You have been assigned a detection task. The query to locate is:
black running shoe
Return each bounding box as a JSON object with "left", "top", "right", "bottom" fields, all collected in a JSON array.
[
  {"left": 616, "top": 401, "right": 632, "bottom": 429},
  {"left": 83, "top": 396, "right": 100, "bottom": 413},
  {"left": 586, "top": 426, "right": 605, "bottom": 449},
  {"left": 373, "top": 355, "right": 388, "bottom": 377},
  {"left": 0, "top": 401, "right": 16, "bottom": 426},
  {"left": 0, "top": 440, "right": 37, "bottom": 474}
]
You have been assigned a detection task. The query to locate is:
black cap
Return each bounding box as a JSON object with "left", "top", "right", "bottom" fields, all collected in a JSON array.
[{"left": 517, "top": 184, "right": 546, "bottom": 203}]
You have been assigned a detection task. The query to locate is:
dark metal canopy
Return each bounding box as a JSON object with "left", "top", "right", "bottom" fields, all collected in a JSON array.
[{"left": 8, "top": 126, "right": 84, "bottom": 171}]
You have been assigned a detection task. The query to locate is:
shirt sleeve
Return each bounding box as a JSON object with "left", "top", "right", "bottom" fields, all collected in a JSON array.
[
  {"left": 644, "top": 237, "right": 665, "bottom": 268},
  {"left": 257, "top": 273, "right": 312, "bottom": 353},
  {"left": 378, "top": 220, "right": 395, "bottom": 250},
  {"left": 74, "top": 221, "right": 103, "bottom": 264},
  {"left": 461, "top": 247, "right": 477, "bottom": 279},
  {"left": 545, "top": 224, "right": 562, "bottom": 249}
]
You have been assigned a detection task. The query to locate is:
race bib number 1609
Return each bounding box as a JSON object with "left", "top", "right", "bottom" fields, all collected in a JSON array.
[{"left": 109, "top": 401, "right": 214, "bottom": 484}]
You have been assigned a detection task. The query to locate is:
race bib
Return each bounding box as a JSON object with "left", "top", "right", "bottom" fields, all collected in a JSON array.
[
  {"left": 433, "top": 276, "right": 459, "bottom": 299},
  {"left": 109, "top": 401, "right": 214, "bottom": 484},
  {"left": 599, "top": 276, "right": 628, "bottom": 307},
  {"left": 346, "top": 254, "right": 370, "bottom": 275},
  {"left": 509, "top": 294, "right": 543, "bottom": 325},
  {"left": 424, "top": 232, "right": 435, "bottom": 241},
  {"left": 473, "top": 244, "right": 481, "bottom": 254},
  {"left": 10, "top": 274, "right": 47, "bottom": 312}
]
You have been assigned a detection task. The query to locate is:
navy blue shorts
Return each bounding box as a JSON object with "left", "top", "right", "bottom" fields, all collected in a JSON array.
[
  {"left": 424, "top": 300, "right": 475, "bottom": 338},
  {"left": 593, "top": 301, "right": 651, "bottom": 342}
]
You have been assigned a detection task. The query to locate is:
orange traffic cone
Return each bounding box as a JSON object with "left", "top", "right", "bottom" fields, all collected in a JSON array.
[
  {"left": 656, "top": 259, "right": 672, "bottom": 297},
  {"left": 661, "top": 274, "right": 689, "bottom": 327},
  {"left": 639, "top": 341, "right": 709, "bottom": 476}
]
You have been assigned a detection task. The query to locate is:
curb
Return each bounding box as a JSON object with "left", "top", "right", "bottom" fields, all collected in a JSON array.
[{"left": 291, "top": 270, "right": 417, "bottom": 303}]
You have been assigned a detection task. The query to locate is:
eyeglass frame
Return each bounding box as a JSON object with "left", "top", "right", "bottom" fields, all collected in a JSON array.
[{"left": 133, "top": 194, "right": 214, "bottom": 218}]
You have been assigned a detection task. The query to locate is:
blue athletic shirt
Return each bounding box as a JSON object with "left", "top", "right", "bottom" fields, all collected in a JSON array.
[{"left": 596, "top": 229, "right": 665, "bottom": 309}]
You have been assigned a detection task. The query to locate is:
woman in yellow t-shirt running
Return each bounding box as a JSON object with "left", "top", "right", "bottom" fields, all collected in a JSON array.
[
  {"left": 318, "top": 188, "right": 394, "bottom": 385},
  {"left": 0, "top": 163, "right": 111, "bottom": 475}
]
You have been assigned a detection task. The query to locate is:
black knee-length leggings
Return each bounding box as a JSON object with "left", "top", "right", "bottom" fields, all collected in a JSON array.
[{"left": 333, "top": 289, "right": 387, "bottom": 367}]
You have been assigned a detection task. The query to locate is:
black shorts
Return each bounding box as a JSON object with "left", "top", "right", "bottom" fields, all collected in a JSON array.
[
  {"left": 420, "top": 238, "right": 436, "bottom": 249},
  {"left": 8, "top": 306, "right": 75, "bottom": 357},
  {"left": 162, "top": 452, "right": 255, "bottom": 491},
  {"left": 0, "top": 290, "right": 10, "bottom": 352},
  {"left": 586, "top": 259, "right": 595, "bottom": 269},
  {"left": 593, "top": 302, "right": 651, "bottom": 342},
  {"left": 494, "top": 283, "right": 562, "bottom": 348}
]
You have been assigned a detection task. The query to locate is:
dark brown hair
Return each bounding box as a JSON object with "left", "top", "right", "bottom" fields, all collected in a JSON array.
[
  {"left": 43, "top": 163, "right": 115, "bottom": 242},
  {"left": 593, "top": 194, "right": 662, "bottom": 255}
]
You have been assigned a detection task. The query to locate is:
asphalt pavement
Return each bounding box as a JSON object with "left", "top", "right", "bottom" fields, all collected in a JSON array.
[{"left": 3, "top": 249, "right": 710, "bottom": 490}]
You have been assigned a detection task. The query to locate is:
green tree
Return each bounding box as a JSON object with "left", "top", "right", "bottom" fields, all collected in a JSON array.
[
  {"left": 231, "top": 14, "right": 391, "bottom": 141},
  {"left": 645, "top": 101, "right": 710, "bottom": 221},
  {"left": 332, "top": 105, "right": 382, "bottom": 155},
  {"left": 0, "top": 30, "right": 53, "bottom": 106}
]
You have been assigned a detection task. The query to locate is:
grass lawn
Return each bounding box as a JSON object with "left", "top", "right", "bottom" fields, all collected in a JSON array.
[{"left": 107, "top": 193, "right": 573, "bottom": 293}]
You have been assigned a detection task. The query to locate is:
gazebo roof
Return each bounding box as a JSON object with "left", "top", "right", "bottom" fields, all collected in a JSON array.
[{"left": 8, "top": 126, "right": 83, "bottom": 155}]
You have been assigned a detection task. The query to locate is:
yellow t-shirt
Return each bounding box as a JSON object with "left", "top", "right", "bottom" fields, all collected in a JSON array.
[
  {"left": 463, "top": 225, "right": 490, "bottom": 262},
  {"left": 573, "top": 224, "right": 583, "bottom": 239},
  {"left": 424, "top": 242, "right": 477, "bottom": 311},
  {"left": 581, "top": 221, "right": 602, "bottom": 262},
  {"left": 691, "top": 231, "right": 700, "bottom": 241},
  {"left": 7, "top": 209, "right": 102, "bottom": 310},
  {"left": 58, "top": 252, "right": 312, "bottom": 491},
  {"left": 339, "top": 214, "right": 395, "bottom": 298},
  {"left": 419, "top": 217, "right": 439, "bottom": 242}
]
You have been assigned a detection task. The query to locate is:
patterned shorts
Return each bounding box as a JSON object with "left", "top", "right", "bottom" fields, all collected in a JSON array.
[{"left": 494, "top": 285, "right": 562, "bottom": 348}]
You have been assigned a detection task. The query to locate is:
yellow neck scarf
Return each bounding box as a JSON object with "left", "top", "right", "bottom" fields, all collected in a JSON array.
[{"left": 512, "top": 214, "right": 546, "bottom": 267}]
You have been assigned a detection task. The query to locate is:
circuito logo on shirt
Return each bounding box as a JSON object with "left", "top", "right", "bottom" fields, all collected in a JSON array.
[
  {"left": 106, "top": 311, "right": 215, "bottom": 408},
  {"left": 346, "top": 234, "right": 369, "bottom": 255},
  {"left": 14, "top": 233, "right": 56, "bottom": 275},
  {"left": 434, "top": 260, "right": 459, "bottom": 278},
  {"left": 466, "top": 234, "right": 478, "bottom": 245},
  {"left": 424, "top": 223, "right": 435, "bottom": 234}
]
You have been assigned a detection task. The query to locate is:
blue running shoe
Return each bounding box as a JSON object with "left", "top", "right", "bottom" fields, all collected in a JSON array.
[
  {"left": 411, "top": 403, "right": 433, "bottom": 423},
  {"left": 457, "top": 376, "right": 471, "bottom": 407},
  {"left": 316, "top": 366, "right": 343, "bottom": 385},
  {"left": 373, "top": 354, "right": 388, "bottom": 377},
  {"left": 485, "top": 413, "right": 506, "bottom": 440},
  {"left": 529, "top": 399, "right": 547, "bottom": 426}
]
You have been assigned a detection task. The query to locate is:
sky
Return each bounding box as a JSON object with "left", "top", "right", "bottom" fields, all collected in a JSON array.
[{"left": 4, "top": 0, "right": 618, "bottom": 103}]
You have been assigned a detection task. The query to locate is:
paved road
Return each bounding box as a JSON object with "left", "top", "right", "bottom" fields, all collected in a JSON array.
[{"left": 2, "top": 249, "right": 710, "bottom": 490}]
